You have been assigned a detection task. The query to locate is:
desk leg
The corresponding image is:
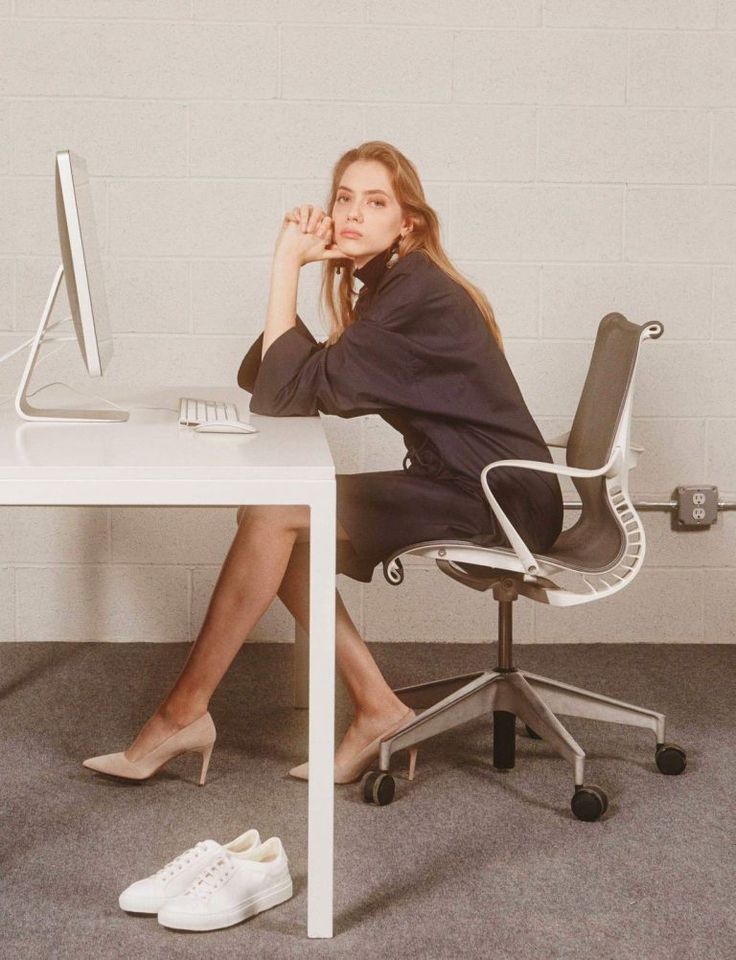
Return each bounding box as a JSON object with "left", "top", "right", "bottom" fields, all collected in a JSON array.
[{"left": 307, "top": 487, "right": 335, "bottom": 938}]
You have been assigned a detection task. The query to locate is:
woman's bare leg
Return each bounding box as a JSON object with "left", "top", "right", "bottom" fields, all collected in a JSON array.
[
  {"left": 124, "top": 506, "right": 302, "bottom": 761},
  {"left": 277, "top": 539, "right": 410, "bottom": 766}
]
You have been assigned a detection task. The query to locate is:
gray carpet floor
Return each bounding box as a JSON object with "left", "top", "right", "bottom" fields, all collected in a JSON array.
[{"left": 1, "top": 640, "right": 734, "bottom": 960}]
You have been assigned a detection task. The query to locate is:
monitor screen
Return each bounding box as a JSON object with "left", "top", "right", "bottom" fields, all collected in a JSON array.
[{"left": 55, "top": 150, "right": 113, "bottom": 377}]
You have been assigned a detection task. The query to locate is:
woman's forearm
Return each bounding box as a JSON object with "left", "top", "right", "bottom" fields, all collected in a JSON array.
[{"left": 262, "top": 252, "right": 301, "bottom": 360}]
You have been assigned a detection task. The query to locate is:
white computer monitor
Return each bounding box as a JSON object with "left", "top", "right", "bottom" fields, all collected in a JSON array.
[{"left": 15, "top": 149, "right": 128, "bottom": 422}]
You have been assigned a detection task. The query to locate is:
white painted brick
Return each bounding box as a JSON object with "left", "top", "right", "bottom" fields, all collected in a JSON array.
[
  {"left": 628, "top": 32, "right": 736, "bottom": 107},
  {"left": 89, "top": 334, "right": 249, "bottom": 391},
  {"left": 0, "top": 177, "right": 106, "bottom": 257},
  {"left": 453, "top": 184, "right": 622, "bottom": 262},
  {"left": 534, "top": 568, "right": 704, "bottom": 643},
  {"left": 0, "top": 507, "right": 109, "bottom": 563},
  {"left": 17, "top": 0, "right": 191, "bottom": 17},
  {"left": 368, "top": 0, "right": 539, "bottom": 26},
  {"left": 192, "top": 259, "right": 269, "bottom": 337},
  {"left": 706, "top": 419, "right": 736, "bottom": 495},
  {"left": 0, "top": 101, "right": 9, "bottom": 174},
  {"left": 194, "top": 0, "right": 366, "bottom": 22},
  {"left": 0, "top": 21, "right": 278, "bottom": 99},
  {"left": 456, "top": 262, "right": 539, "bottom": 338},
  {"left": 539, "top": 107, "right": 710, "bottom": 184},
  {"left": 190, "top": 102, "right": 362, "bottom": 179},
  {"left": 644, "top": 506, "right": 736, "bottom": 569},
  {"left": 15, "top": 256, "right": 71, "bottom": 330},
  {"left": 111, "top": 506, "right": 237, "bottom": 564},
  {"left": 364, "top": 103, "right": 536, "bottom": 182},
  {"left": 18, "top": 253, "right": 187, "bottom": 336},
  {"left": 364, "top": 563, "right": 534, "bottom": 643},
  {"left": 102, "top": 259, "right": 190, "bottom": 334},
  {"left": 12, "top": 101, "right": 188, "bottom": 178},
  {"left": 16, "top": 565, "right": 189, "bottom": 642},
  {"left": 280, "top": 25, "right": 452, "bottom": 102},
  {"left": 0, "top": 259, "right": 13, "bottom": 330},
  {"left": 632, "top": 342, "right": 736, "bottom": 418},
  {"left": 543, "top": 0, "right": 718, "bottom": 30},
  {"left": 193, "top": 251, "right": 335, "bottom": 337},
  {"left": 625, "top": 187, "right": 736, "bottom": 262},
  {"left": 320, "top": 415, "right": 363, "bottom": 474},
  {"left": 713, "top": 267, "right": 736, "bottom": 338},
  {"left": 541, "top": 264, "right": 712, "bottom": 340},
  {"left": 184, "top": 178, "right": 277, "bottom": 257},
  {"left": 0, "top": 567, "right": 14, "bottom": 641},
  {"left": 704, "top": 569, "right": 736, "bottom": 641},
  {"left": 0, "top": 0, "right": 9, "bottom": 15},
  {"left": 712, "top": 110, "right": 736, "bottom": 184},
  {"left": 454, "top": 29, "right": 626, "bottom": 105},
  {"left": 626, "top": 420, "right": 707, "bottom": 500},
  {"left": 108, "top": 180, "right": 281, "bottom": 258},
  {"left": 719, "top": 1, "right": 736, "bottom": 29}
]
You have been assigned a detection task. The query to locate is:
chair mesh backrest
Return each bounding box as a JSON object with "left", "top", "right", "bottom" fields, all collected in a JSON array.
[{"left": 550, "top": 313, "right": 644, "bottom": 571}]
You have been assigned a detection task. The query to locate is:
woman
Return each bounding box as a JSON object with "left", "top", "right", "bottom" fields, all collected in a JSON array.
[{"left": 83, "top": 141, "right": 563, "bottom": 786}]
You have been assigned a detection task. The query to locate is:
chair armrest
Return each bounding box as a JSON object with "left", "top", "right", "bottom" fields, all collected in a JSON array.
[
  {"left": 479, "top": 446, "right": 624, "bottom": 575},
  {"left": 543, "top": 429, "right": 644, "bottom": 464}
]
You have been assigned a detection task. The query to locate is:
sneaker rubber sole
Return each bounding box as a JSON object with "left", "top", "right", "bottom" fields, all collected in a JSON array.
[{"left": 158, "top": 876, "right": 293, "bottom": 931}]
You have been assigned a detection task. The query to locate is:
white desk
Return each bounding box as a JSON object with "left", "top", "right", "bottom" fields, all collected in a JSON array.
[{"left": 0, "top": 385, "right": 336, "bottom": 939}]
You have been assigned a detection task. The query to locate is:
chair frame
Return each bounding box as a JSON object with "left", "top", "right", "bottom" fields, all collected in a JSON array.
[{"left": 365, "top": 314, "right": 686, "bottom": 818}]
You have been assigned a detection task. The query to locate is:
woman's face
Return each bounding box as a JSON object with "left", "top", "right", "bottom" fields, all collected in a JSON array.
[{"left": 331, "top": 160, "right": 410, "bottom": 268}]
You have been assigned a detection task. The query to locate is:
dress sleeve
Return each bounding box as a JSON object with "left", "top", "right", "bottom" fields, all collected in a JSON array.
[
  {"left": 242, "top": 266, "right": 422, "bottom": 418},
  {"left": 236, "top": 313, "right": 319, "bottom": 394}
]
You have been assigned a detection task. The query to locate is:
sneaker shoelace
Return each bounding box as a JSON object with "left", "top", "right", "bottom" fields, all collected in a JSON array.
[
  {"left": 156, "top": 840, "right": 210, "bottom": 882},
  {"left": 185, "top": 855, "right": 235, "bottom": 901}
]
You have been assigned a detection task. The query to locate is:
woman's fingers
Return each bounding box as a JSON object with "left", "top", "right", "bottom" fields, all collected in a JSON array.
[{"left": 286, "top": 205, "right": 330, "bottom": 236}]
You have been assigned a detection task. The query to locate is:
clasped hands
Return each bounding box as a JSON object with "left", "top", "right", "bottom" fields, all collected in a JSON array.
[{"left": 274, "top": 203, "right": 352, "bottom": 269}]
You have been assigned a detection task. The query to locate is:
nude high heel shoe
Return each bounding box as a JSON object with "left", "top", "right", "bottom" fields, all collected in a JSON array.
[
  {"left": 288, "top": 707, "right": 418, "bottom": 784},
  {"left": 82, "top": 713, "right": 216, "bottom": 785}
]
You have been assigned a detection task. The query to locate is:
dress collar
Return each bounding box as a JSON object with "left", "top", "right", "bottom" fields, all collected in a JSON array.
[{"left": 353, "top": 243, "right": 395, "bottom": 291}]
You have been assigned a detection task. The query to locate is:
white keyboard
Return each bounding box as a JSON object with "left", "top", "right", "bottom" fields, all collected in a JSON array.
[{"left": 178, "top": 396, "right": 241, "bottom": 426}]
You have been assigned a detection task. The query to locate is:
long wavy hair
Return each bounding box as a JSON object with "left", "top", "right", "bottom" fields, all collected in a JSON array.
[{"left": 318, "top": 140, "right": 504, "bottom": 353}]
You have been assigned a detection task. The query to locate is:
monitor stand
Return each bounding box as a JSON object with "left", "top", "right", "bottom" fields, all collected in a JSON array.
[{"left": 15, "top": 265, "right": 129, "bottom": 422}]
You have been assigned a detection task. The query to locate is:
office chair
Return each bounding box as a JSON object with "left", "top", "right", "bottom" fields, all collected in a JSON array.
[{"left": 362, "top": 313, "right": 687, "bottom": 820}]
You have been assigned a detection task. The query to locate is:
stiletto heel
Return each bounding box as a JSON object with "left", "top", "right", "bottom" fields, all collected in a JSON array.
[
  {"left": 289, "top": 707, "right": 418, "bottom": 784},
  {"left": 198, "top": 742, "right": 214, "bottom": 786},
  {"left": 83, "top": 713, "right": 217, "bottom": 784},
  {"left": 406, "top": 747, "right": 418, "bottom": 781}
]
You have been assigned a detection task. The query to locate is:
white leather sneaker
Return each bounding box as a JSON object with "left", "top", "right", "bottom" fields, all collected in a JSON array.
[
  {"left": 157, "top": 836, "right": 293, "bottom": 931},
  {"left": 118, "top": 828, "right": 261, "bottom": 914}
]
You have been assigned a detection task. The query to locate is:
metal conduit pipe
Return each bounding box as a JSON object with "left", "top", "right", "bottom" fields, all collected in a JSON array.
[{"left": 561, "top": 498, "right": 736, "bottom": 511}]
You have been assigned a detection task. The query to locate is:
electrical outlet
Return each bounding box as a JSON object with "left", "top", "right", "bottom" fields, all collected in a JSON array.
[{"left": 674, "top": 485, "right": 718, "bottom": 528}]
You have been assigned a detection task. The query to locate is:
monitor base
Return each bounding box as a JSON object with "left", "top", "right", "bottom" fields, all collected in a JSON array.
[{"left": 15, "top": 265, "right": 129, "bottom": 423}]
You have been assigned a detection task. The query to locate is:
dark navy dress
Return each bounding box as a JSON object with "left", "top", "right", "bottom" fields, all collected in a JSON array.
[{"left": 237, "top": 245, "right": 563, "bottom": 582}]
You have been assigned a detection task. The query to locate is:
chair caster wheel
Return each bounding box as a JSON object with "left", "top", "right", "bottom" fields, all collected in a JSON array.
[
  {"left": 655, "top": 742, "right": 687, "bottom": 775},
  {"left": 571, "top": 784, "right": 609, "bottom": 822},
  {"left": 525, "top": 724, "right": 542, "bottom": 740},
  {"left": 362, "top": 770, "right": 395, "bottom": 805}
]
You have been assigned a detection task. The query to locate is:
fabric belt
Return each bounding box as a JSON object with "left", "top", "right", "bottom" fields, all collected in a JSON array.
[
  {"left": 402, "top": 436, "right": 457, "bottom": 483},
  {"left": 402, "top": 436, "right": 488, "bottom": 505}
]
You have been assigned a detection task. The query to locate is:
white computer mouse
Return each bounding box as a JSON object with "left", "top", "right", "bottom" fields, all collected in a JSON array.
[{"left": 194, "top": 420, "right": 257, "bottom": 434}]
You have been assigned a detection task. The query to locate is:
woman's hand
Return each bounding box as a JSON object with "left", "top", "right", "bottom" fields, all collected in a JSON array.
[{"left": 274, "top": 204, "right": 351, "bottom": 268}]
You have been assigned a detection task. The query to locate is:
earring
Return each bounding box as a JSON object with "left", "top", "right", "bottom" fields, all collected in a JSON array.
[{"left": 386, "top": 236, "right": 402, "bottom": 270}]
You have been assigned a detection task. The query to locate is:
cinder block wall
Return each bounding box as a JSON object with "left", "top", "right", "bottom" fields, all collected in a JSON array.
[{"left": 0, "top": 1, "right": 734, "bottom": 645}]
